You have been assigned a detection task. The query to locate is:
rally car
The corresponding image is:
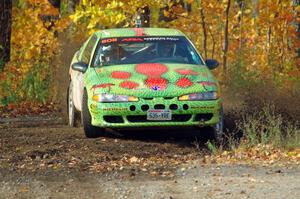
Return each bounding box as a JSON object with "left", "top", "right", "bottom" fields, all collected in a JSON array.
[{"left": 68, "top": 28, "right": 223, "bottom": 142}]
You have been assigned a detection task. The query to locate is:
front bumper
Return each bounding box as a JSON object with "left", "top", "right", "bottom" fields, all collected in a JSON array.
[{"left": 89, "top": 97, "right": 222, "bottom": 128}]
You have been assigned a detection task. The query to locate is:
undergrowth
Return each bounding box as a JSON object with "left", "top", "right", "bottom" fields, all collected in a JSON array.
[
  {"left": 238, "top": 105, "right": 300, "bottom": 150},
  {"left": 206, "top": 69, "right": 300, "bottom": 154}
]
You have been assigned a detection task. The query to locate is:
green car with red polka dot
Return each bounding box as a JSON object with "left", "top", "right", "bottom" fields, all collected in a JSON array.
[{"left": 68, "top": 28, "right": 223, "bottom": 141}]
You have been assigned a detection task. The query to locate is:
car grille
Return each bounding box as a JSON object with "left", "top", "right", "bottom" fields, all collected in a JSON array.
[
  {"left": 194, "top": 113, "right": 213, "bottom": 122},
  {"left": 141, "top": 97, "right": 175, "bottom": 101},
  {"left": 127, "top": 114, "right": 192, "bottom": 123},
  {"left": 103, "top": 116, "right": 124, "bottom": 123}
]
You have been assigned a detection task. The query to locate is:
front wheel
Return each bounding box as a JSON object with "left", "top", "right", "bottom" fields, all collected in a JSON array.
[
  {"left": 81, "top": 89, "right": 104, "bottom": 138},
  {"left": 212, "top": 106, "right": 224, "bottom": 145}
]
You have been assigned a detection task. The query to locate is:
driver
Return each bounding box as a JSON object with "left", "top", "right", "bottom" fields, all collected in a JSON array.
[
  {"left": 157, "top": 42, "right": 176, "bottom": 58},
  {"left": 99, "top": 44, "right": 126, "bottom": 65}
]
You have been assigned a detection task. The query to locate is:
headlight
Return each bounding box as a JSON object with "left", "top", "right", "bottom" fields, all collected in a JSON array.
[
  {"left": 178, "top": 92, "right": 218, "bottom": 101},
  {"left": 92, "top": 94, "right": 139, "bottom": 102}
]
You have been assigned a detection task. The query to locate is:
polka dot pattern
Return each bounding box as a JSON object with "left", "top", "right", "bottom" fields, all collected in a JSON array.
[
  {"left": 120, "top": 81, "right": 139, "bottom": 89},
  {"left": 145, "top": 77, "right": 168, "bottom": 90},
  {"left": 135, "top": 63, "right": 168, "bottom": 77},
  {"left": 175, "top": 69, "right": 198, "bottom": 75},
  {"left": 176, "top": 78, "right": 193, "bottom": 88},
  {"left": 111, "top": 71, "right": 131, "bottom": 79}
]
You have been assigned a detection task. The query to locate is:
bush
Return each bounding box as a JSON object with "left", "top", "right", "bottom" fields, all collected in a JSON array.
[{"left": 238, "top": 105, "right": 300, "bottom": 149}]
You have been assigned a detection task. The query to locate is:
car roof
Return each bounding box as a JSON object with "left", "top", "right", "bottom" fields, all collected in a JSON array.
[{"left": 94, "top": 28, "right": 185, "bottom": 38}]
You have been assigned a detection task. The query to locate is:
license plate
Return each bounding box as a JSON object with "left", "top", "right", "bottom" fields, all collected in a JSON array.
[{"left": 147, "top": 110, "right": 172, "bottom": 121}]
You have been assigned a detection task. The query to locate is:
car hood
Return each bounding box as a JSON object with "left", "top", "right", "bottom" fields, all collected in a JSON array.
[{"left": 87, "top": 63, "right": 218, "bottom": 98}]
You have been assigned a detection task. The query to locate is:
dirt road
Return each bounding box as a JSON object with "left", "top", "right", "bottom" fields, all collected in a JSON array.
[{"left": 0, "top": 121, "right": 299, "bottom": 199}]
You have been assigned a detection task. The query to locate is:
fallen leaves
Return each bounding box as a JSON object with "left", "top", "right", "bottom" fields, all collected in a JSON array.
[
  {"left": 129, "top": 156, "right": 139, "bottom": 164},
  {"left": 202, "top": 144, "right": 300, "bottom": 166},
  {"left": 87, "top": 154, "right": 195, "bottom": 175},
  {"left": 0, "top": 102, "right": 59, "bottom": 118}
]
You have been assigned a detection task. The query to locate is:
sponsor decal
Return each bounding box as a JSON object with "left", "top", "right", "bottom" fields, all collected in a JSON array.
[
  {"left": 121, "top": 38, "right": 144, "bottom": 42},
  {"left": 103, "top": 107, "right": 128, "bottom": 111},
  {"left": 152, "top": 86, "right": 160, "bottom": 91},
  {"left": 191, "top": 106, "right": 215, "bottom": 110},
  {"left": 101, "top": 38, "right": 117, "bottom": 44},
  {"left": 144, "top": 37, "right": 180, "bottom": 41}
]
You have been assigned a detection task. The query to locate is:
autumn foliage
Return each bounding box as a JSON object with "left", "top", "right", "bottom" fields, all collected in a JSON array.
[
  {"left": 0, "top": 0, "right": 69, "bottom": 106},
  {"left": 0, "top": 0, "right": 299, "bottom": 107}
]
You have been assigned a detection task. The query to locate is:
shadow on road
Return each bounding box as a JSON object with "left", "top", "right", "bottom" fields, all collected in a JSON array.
[{"left": 106, "top": 127, "right": 210, "bottom": 148}]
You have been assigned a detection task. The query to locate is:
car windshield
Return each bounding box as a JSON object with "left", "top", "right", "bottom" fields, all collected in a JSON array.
[{"left": 92, "top": 36, "right": 204, "bottom": 67}]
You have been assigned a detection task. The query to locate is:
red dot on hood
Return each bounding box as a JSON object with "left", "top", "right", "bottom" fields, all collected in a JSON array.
[
  {"left": 136, "top": 63, "right": 168, "bottom": 77},
  {"left": 175, "top": 69, "right": 198, "bottom": 75},
  {"left": 111, "top": 71, "right": 131, "bottom": 79},
  {"left": 145, "top": 77, "right": 168, "bottom": 90},
  {"left": 120, "top": 81, "right": 139, "bottom": 89},
  {"left": 176, "top": 78, "right": 193, "bottom": 88}
]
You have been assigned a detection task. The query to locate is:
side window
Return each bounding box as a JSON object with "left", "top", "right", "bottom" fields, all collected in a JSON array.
[{"left": 81, "top": 35, "right": 98, "bottom": 64}]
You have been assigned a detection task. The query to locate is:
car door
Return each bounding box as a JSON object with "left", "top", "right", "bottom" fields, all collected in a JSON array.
[{"left": 71, "top": 34, "right": 98, "bottom": 111}]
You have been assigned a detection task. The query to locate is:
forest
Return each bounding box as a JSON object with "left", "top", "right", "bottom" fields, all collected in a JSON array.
[
  {"left": 0, "top": 0, "right": 299, "bottom": 165},
  {"left": 0, "top": 0, "right": 299, "bottom": 107},
  {"left": 0, "top": 1, "right": 300, "bottom": 197}
]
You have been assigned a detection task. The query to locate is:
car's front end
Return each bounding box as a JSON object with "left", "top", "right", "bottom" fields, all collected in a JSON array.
[{"left": 86, "top": 63, "right": 222, "bottom": 129}]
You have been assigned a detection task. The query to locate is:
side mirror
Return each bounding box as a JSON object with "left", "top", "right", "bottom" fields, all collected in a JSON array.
[
  {"left": 71, "top": 62, "right": 88, "bottom": 73},
  {"left": 205, "top": 59, "right": 219, "bottom": 70}
]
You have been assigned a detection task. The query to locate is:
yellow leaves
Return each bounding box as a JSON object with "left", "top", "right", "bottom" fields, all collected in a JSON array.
[
  {"left": 24, "top": 51, "right": 34, "bottom": 60},
  {"left": 108, "top": 0, "right": 124, "bottom": 9},
  {"left": 70, "top": 0, "right": 162, "bottom": 32},
  {"left": 244, "top": 9, "right": 252, "bottom": 15},
  {"left": 82, "top": 0, "right": 89, "bottom": 6},
  {"left": 203, "top": 144, "right": 300, "bottom": 165},
  {"left": 163, "top": 10, "right": 170, "bottom": 18},
  {"left": 1, "top": 0, "right": 67, "bottom": 101},
  {"left": 295, "top": 5, "right": 300, "bottom": 12},
  {"left": 54, "top": 17, "right": 71, "bottom": 32},
  {"left": 115, "top": 13, "right": 126, "bottom": 24}
]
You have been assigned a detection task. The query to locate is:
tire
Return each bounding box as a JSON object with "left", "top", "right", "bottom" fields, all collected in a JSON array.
[
  {"left": 212, "top": 106, "right": 225, "bottom": 145},
  {"left": 81, "top": 89, "right": 104, "bottom": 138},
  {"left": 67, "top": 81, "right": 80, "bottom": 127}
]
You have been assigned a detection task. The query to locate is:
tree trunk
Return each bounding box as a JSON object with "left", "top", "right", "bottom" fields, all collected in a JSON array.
[
  {"left": 200, "top": 7, "right": 207, "bottom": 60},
  {"left": 238, "top": 0, "right": 244, "bottom": 51},
  {"left": 294, "top": 0, "right": 300, "bottom": 58},
  {"left": 208, "top": 28, "right": 215, "bottom": 59},
  {"left": 0, "top": 0, "right": 12, "bottom": 65},
  {"left": 141, "top": 6, "right": 151, "bottom": 27},
  {"left": 222, "top": 0, "right": 231, "bottom": 74}
]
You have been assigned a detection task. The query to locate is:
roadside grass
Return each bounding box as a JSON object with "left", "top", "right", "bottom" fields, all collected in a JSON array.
[
  {"left": 203, "top": 105, "right": 300, "bottom": 165},
  {"left": 203, "top": 74, "right": 300, "bottom": 164},
  {"left": 238, "top": 105, "right": 300, "bottom": 150}
]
